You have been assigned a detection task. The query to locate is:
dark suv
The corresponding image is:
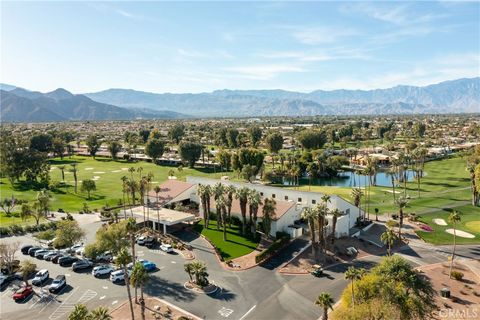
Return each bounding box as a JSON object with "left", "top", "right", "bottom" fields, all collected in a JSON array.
[
  {"left": 59, "top": 256, "right": 78, "bottom": 267},
  {"left": 49, "top": 275, "right": 66, "bottom": 293}
]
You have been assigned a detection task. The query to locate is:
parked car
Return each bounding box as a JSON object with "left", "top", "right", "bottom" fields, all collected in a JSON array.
[
  {"left": 31, "top": 269, "right": 49, "bottom": 286},
  {"left": 92, "top": 265, "right": 114, "bottom": 277},
  {"left": 136, "top": 236, "right": 146, "bottom": 245},
  {"left": 160, "top": 244, "right": 173, "bottom": 253},
  {"left": 45, "top": 252, "right": 62, "bottom": 262},
  {"left": 21, "top": 245, "right": 34, "bottom": 254},
  {"left": 0, "top": 274, "right": 12, "bottom": 286},
  {"left": 144, "top": 236, "right": 156, "bottom": 248},
  {"left": 34, "top": 250, "right": 50, "bottom": 259},
  {"left": 76, "top": 247, "right": 85, "bottom": 257},
  {"left": 72, "top": 259, "right": 93, "bottom": 271},
  {"left": 345, "top": 247, "right": 358, "bottom": 257},
  {"left": 49, "top": 275, "right": 66, "bottom": 293},
  {"left": 68, "top": 244, "right": 83, "bottom": 253},
  {"left": 28, "top": 247, "right": 43, "bottom": 256},
  {"left": 96, "top": 251, "right": 113, "bottom": 263},
  {"left": 141, "top": 260, "right": 157, "bottom": 272},
  {"left": 59, "top": 256, "right": 79, "bottom": 267},
  {"left": 311, "top": 265, "right": 324, "bottom": 277},
  {"left": 110, "top": 269, "right": 131, "bottom": 283},
  {"left": 52, "top": 254, "right": 67, "bottom": 264},
  {"left": 13, "top": 286, "right": 33, "bottom": 300}
]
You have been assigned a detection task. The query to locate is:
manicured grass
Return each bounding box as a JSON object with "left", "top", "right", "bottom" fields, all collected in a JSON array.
[
  {"left": 193, "top": 220, "right": 259, "bottom": 261},
  {"left": 0, "top": 156, "right": 236, "bottom": 215},
  {"left": 415, "top": 205, "right": 480, "bottom": 245},
  {"left": 0, "top": 213, "right": 40, "bottom": 226}
]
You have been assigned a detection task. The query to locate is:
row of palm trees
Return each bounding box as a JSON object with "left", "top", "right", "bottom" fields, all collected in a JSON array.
[
  {"left": 300, "top": 195, "right": 344, "bottom": 257},
  {"left": 196, "top": 183, "right": 276, "bottom": 240}
]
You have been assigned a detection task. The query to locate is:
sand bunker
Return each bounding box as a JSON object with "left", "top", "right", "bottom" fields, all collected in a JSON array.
[
  {"left": 111, "top": 170, "right": 121, "bottom": 173},
  {"left": 85, "top": 168, "right": 94, "bottom": 170},
  {"left": 382, "top": 189, "right": 401, "bottom": 194},
  {"left": 445, "top": 229, "right": 475, "bottom": 239},
  {"left": 92, "top": 176, "right": 100, "bottom": 180},
  {"left": 121, "top": 168, "right": 129, "bottom": 171},
  {"left": 433, "top": 218, "right": 447, "bottom": 226},
  {"left": 93, "top": 171, "right": 105, "bottom": 174}
]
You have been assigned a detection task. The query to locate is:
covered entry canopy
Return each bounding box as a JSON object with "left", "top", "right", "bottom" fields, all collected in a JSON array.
[{"left": 124, "top": 206, "right": 195, "bottom": 233}]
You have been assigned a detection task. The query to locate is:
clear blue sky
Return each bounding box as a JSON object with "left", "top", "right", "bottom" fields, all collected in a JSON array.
[{"left": 1, "top": 1, "right": 479, "bottom": 93}]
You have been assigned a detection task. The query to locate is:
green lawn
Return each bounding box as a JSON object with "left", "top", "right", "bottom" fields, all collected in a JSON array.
[
  {"left": 0, "top": 156, "right": 236, "bottom": 215},
  {"left": 415, "top": 205, "right": 480, "bottom": 245},
  {"left": 0, "top": 213, "right": 41, "bottom": 226},
  {"left": 193, "top": 220, "right": 259, "bottom": 261}
]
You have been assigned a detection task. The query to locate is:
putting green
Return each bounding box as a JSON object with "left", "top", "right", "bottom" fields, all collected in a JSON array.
[{"left": 465, "top": 221, "right": 480, "bottom": 233}]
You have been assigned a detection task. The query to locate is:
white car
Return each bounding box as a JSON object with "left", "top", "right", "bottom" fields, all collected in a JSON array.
[
  {"left": 96, "top": 251, "right": 113, "bottom": 262},
  {"left": 110, "top": 269, "right": 131, "bottom": 283},
  {"left": 69, "top": 244, "right": 83, "bottom": 253},
  {"left": 32, "top": 269, "right": 49, "bottom": 286},
  {"left": 136, "top": 236, "right": 146, "bottom": 245},
  {"left": 160, "top": 244, "right": 173, "bottom": 253},
  {"left": 92, "top": 265, "right": 114, "bottom": 277}
]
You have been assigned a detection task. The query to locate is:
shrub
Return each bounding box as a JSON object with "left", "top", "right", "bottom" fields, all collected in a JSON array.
[
  {"left": 275, "top": 231, "right": 291, "bottom": 240},
  {"left": 229, "top": 216, "right": 242, "bottom": 227},
  {"left": 35, "top": 229, "right": 56, "bottom": 241},
  {"left": 9, "top": 224, "right": 24, "bottom": 235},
  {"left": 0, "top": 227, "right": 12, "bottom": 237},
  {"left": 451, "top": 270, "right": 464, "bottom": 281}
]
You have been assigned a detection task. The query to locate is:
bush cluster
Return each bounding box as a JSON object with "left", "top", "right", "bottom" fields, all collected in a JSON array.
[
  {"left": 451, "top": 270, "right": 464, "bottom": 281},
  {"left": 255, "top": 234, "right": 290, "bottom": 264},
  {"left": 0, "top": 221, "right": 58, "bottom": 237}
]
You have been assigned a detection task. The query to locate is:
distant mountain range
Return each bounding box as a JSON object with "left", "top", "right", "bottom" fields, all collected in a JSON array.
[
  {"left": 0, "top": 87, "right": 188, "bottom": 122},
  {"left": 1, "top": 78, "right": 478, "bottom": 122}
]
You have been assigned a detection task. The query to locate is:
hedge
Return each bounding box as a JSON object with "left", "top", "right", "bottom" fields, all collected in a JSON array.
[
  {"left": 255, "top": 235, "right": 290, "bottom": 264},
  {"left": 0, "top": 221, "right": 59, "bottom": 238}
]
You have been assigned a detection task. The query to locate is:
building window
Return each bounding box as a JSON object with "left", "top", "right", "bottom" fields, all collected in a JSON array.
[
  {"left": 260, "top": 192, "right": 264, "bottom": 196},
  {"left": 272, "top": 194, "right": 276, "bottom": 199},
  {"left": 284, "top": 196, "right": 288, "bottom": 200},
  {"left": 312, "top": 199, "right": 316, "bottom": 205}
]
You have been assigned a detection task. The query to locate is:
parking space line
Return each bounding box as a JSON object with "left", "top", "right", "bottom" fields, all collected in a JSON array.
[
  {"left": 239, "top": 305, "right": 256, "bottom": 320},
  {"left": 48, "top": 287, "right": 79, "bottom": 320}
]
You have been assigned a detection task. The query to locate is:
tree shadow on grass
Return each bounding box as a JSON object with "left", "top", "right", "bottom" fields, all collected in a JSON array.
[
  {"left": 49, "top": 159, "right": 81, "bottom": 165},
  {"left": 144, "top": 275, "right": 195, "bottom": 302}
]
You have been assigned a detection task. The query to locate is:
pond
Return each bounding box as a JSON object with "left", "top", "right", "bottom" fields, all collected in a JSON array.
[{"left": 283, "top": 170, "right": 415, "bottom": 188}]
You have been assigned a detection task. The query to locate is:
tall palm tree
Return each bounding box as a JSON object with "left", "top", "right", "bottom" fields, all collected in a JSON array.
[
  {"left": 128, "top": 179, "right": 138, "bottom": 208},
  {"left": 344, "top": 266, "right": 364, "bottom": 310},
  {"left": 115, "top": 247, "right": 134, "bottom": 320},
  {"left": 204, "top": 185, "right": 212, "bottom": 228},
  {"left": 58, "top": 165, "right": 66, "bottom": 182},
  {"left": 212, "top": 183, "right": 225, "bottom": 229},
  {"left": 216, "top": 195, "right": 228, "bottom": 241},
  {"left": 145, "top": 172, "right": 153, "bottom": 227},
  {"left": 351, "top": 188, "right": 363, "bottom": 221},
  {"left": 235, "top": 187, "right": 250, "bottom": 235},
  {"left": 301, "top": 208, "right": 317, "bottom": 256},
  {"left": 448, "top": 210, "right": 461, "bottom": 279},
  {"left": 153, "top": 185, "right": 161, "bottom": 233},
  {"left": 396, "top": 196, "right": 409, "bottom": 239},
  {"left": 121, "top": 176, "right": 129, "bottom": 219},
  {"left": 130, "top": 262, "right": 149, "bottom": 320},
  {"left": 381, "top": 228, "right": 397, "bottom": 256},
  {"left": 189, "top": 260, "right": 208, "bottom": 286},
  {"left": 126, "top": 217, "right": 138, "bottom": 301},
  {"left": 262, "top": 198, "right": 276, "bottom": 238},
  {"left": 138, "top": 176, "right": 148, "bottom": 225},
  {"left": 196, "top": 184, "right": 208, "bottom": 226},
  {"left": 70, "top": 163, "right": 78, "bottom": 193},
  {"left": 225, "top": 185, "right": 236, "bottom": 228},
  {"left": 248, "top": 190, "right": 262, "bottom": 239},
  {"left": 315, "top": 292, "right": 334, "bottom": 320},
  {"left": 330, "top": 209, "right": 343, "bottom": 246},
  {"left": 184, "top": 262, "right": 194, "bottom": 282},
  {"left": 314, "top": 203, "right": 329, "bottom": 254},
  {"left": 89, "top": 306, "right": 112, "bottom": 320}
]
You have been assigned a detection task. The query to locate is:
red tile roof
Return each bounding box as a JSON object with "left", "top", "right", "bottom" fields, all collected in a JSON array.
[{"left": 147, "top": 180, "right": 195, "bottom": 206}]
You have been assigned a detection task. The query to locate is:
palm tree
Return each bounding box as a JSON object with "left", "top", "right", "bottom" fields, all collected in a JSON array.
[
  {"left": 68, "top": 304, "right": 89, "bottom": 320},
  {"left": 138, "top": 176, "right": 148, "bottom": 225},
  {"left": 115, "top": 247, "right": 134, "bottom": 320},
  {"left": 145, "top": 172, "right": 154, "bottom": 227},
  {"left": 204, "top": 185, "right": 212, "bottom": 227},
  {"left": 216, "top": 195, "right": 228, "bottom": 241},
  {"left": 396, "top": 196, "right": 409, "bottom": 239},
  {"left": 381, "top": 228, "right": 397, "bottom": 256},
  {"left": 58, "top": 165, "right": 66, "bottom": 182},
  {"left": 89, "top": 306, "right": 112, "bottom": 320},
  {"left": 235, "top": 187, "right": 250, "bottom": 235},
  {"left": 126, "top": 217, "right": 138, "bottom": 301},
  {"left": 121, "top": 176, "right": 129, "bottom": 219},
  {"left": 189, "top": 260, "right": 209, "bottom": 287},
  {"left": 128, "top": 179, "right": 138, "bottom": 208},
  {"left": 197, "top": 184, "right": 208, "bottom": 227},
  {"left": 212, "top": 183, "right": 225, "bottom": 229},
  {"left": 330, "top": 209, "right": 343, "bottom": 246},
  {"left": 262, "top": 198, "right": 276, "bottom": 238},
  {"left": 154, "top": 186, "right": 161, "bottom": 233},
  {"left": 184, "top": 262, "right": 194, "bottom": 282},
  {"left": 225, "top": 185, "right": 236, "bottom": 228},
  {"left": 70, "top": 163, "right": 78, "bottom": 193},
  {"left": 130, "top": 262, "right": 149, "bottom": 320},
  {"left": 344, "top": 266, "right": 364, "bottom": 309},
  {"left": 248, "top": 190, "right": 261, "bottom": 239},
  {"left": 314, "top": 203, "right": 329, "bottom": 254},
  {"left": 301, "top": 208, "right": 317, "bottom": 256},
  {"left": 315, "top": 292, "right": 334, "bottom": 320},
  {"left": 448, "top": 210, "right": 461, "bottom": 279},
  {"left": 351, "top": 188, "right": 363, "bottom": 220}
]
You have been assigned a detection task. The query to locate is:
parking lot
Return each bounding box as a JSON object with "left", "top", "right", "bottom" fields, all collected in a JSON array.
[{"left": 0, "top": 231, "right": 190, "bottom": 320}]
